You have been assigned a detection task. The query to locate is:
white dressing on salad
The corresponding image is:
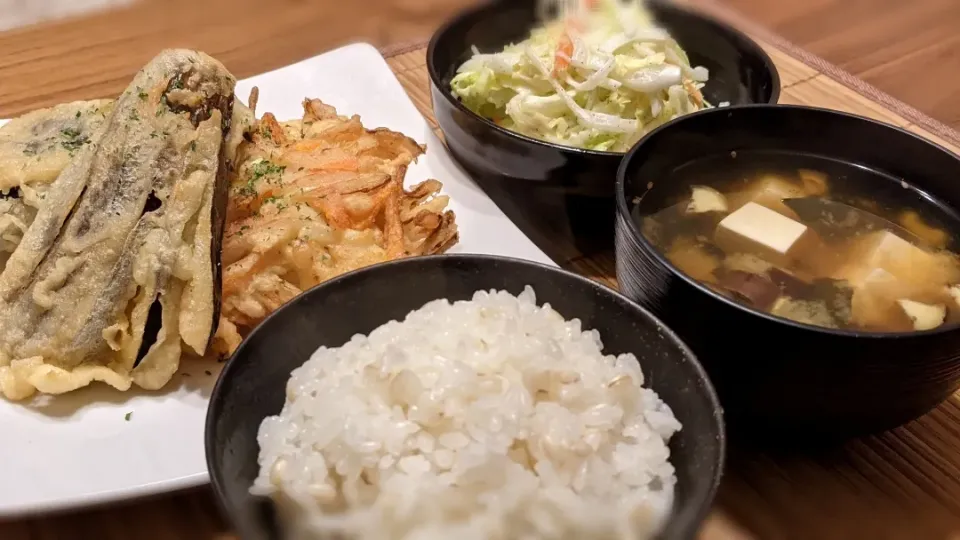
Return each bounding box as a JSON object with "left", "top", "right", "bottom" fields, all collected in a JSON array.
[{"left": 450, "top": 0, "right": 716, "bottom": 152}]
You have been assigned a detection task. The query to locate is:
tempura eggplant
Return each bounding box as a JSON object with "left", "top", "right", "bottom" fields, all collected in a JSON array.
[
  {"left": 0, "top": 49, "right": 236, "bottom": 400},
  {"left": 0, "top": 100, "right": 116, "bottom": 194},
  {"left": 0, "top": 101, "right": 116, "bottom": 264}
]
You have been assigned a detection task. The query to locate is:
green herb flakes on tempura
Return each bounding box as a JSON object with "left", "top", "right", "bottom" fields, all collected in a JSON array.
[{"left": 450, "top": 0, "right": 720, "bottom": 152}]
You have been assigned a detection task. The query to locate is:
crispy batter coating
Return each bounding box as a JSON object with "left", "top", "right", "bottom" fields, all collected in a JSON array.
[
  {"left": 0, "top": 49, "right": 236, "bottom": 400},
  {"left": 214, "top": 95, "right": 458, "bottom": 354}
]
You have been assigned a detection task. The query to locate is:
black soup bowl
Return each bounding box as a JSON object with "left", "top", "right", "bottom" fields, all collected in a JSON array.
[
  {"left": 615, "top": 104, "right": 960, "bottom": 440},
  {"left": 427, "top": 0, "right": 780, "bottom": 197},
  {"left": 206, "top": 254, "right": 724, "bottom": 540}
]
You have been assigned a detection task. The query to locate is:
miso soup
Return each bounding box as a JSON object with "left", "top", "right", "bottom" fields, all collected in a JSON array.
[{"left": 636, "top": 152, "right": 960, "bottom": 333}]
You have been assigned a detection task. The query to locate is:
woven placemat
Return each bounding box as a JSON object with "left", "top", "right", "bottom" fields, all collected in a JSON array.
[{"left": 381, "top": 7, "right": 960, "bottom": 538}]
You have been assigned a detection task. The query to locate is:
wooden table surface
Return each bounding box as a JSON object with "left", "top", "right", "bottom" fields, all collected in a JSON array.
[{"left": 1, "top": 1, "right": 960, "bottom": 539}]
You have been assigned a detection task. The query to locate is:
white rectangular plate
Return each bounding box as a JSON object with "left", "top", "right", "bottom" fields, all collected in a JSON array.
[{"left": 0, "top": 42, "right": 554, "bottom": 517}]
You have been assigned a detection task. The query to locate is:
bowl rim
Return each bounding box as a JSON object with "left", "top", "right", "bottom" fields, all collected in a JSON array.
[
  {"left": 615, "top": 103, "right": 960, "bottom": 339},
  {"left": 204, "top": 252, "right": 727, "bottom": 537},
  {"left": 426, "top": 0, "right": 782, "bottom": 158}
]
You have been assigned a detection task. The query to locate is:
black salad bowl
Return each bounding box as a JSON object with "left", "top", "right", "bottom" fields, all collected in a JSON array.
[
  {"left": 205, "top": 254, "right": 725, "bottom": 540},
  {"left": 427, "top": 0, "right": 780, "bottom": 197},
  {"left": 615, "top": 104, "right": 960, "bottom": 440}
]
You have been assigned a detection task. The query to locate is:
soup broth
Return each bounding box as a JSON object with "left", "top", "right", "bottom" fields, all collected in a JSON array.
[{"left": 636, "top": 152, "right": 960, "bottom": 333}]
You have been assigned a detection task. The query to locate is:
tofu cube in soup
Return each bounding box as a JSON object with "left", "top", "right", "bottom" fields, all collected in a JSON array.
[
  {"left": 849, "top": 268, "right": 918, "bottom": 330},
  {"left": 639, "top": 156, "right": 960, "bottom": 333},
  {"left": 897, "top": 299, "right": 947, "bottom": 331},
  {"left": 715, "top": 202, "right": 821, "bottom": 267},
  {"left": 842, "top": 234, "right": 955, "bottom": 331},
  {"left": 833, "top": 230, "right": 960, "bottom": 291}
]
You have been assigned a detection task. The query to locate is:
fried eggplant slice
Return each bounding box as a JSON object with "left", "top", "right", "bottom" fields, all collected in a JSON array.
[
  {"left": 0, "top": 194, "right": 34, "bottom": 272},
  {"left": 0, "top": 101, "right": 115, "bottom": 248},
  {"left": 0, "top": 100, "right": 115, "bottom": 193},
  {"left": 0, "top": 49, "right": 236, "bottom": 400},
  {"left": 0, "top": 98, "right": 251, "bottom": 221}
]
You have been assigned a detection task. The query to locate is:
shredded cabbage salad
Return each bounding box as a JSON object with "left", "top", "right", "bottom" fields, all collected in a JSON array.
[{"left": 451, "top": 0, "right": 721, "bottom": 152}]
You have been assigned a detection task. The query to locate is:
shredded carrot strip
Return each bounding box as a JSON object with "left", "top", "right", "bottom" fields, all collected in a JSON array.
[
  {"left": 291, "top": 140, "right": 329, "bottom": 152},
  {"left": 311, "top": 157, "right": 360, "bottom": 172},
  {"left": 553, "top": 32, "right": 574, "bottom": 76}
]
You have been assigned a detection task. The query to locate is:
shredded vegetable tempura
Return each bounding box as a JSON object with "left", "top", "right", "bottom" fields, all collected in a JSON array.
[{"left": 451, "top": 0, "right": 719, "bottom": 152}]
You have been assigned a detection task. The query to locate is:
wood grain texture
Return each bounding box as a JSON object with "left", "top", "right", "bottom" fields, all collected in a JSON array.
[
  {"left": 2, "top": 1, "right": 960, "bottom": 539},
  {"left": 0, "top": 0, "right": 473, "bottom": 119},
  {"left": 724, "top": 0, "right": 960, "bottom": 131}
]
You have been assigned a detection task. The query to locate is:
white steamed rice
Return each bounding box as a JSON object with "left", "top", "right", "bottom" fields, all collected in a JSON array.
[{"left": 253, "top": 286, "right": 682, "bottom": 540}]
